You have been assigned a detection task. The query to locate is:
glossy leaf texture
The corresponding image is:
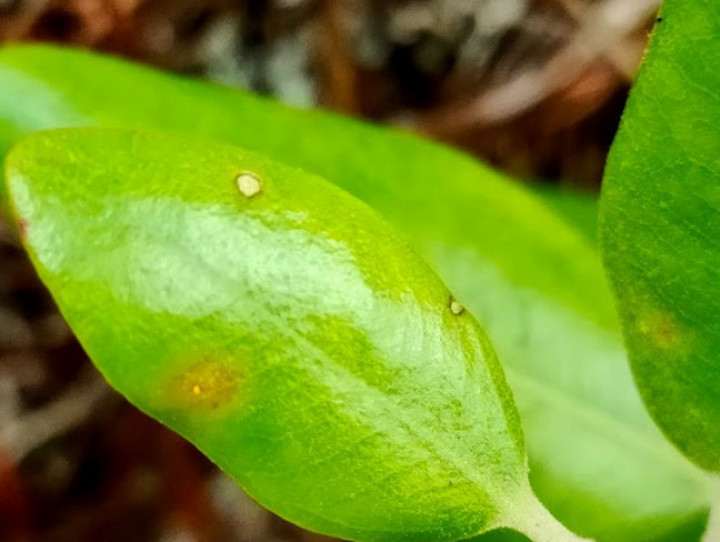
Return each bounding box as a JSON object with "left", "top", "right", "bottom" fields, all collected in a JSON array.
[
  {"left": 4, "top": 128, "right": 535, "bottom": 542},
  {"left": 600, "top": 1, "right": 720, "bottom": 472},
  {"left": 0, "top": 45, "right": 712, "bottom": 541}
]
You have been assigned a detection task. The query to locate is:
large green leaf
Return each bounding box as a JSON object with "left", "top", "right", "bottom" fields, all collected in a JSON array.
[
  {"left": 531, "top": 185, "right": 598, "bottom": 247},
  {"left": 600, "top": 1, "right": 720, "bottom": 472},
  {"left": 4, "top": 127, "right": 592, "bottom": 542},
  {"left": 0, "top": 45, "right": 712, "bottom": 541}
]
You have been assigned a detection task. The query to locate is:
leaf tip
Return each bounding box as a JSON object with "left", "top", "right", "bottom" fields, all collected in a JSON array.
[{"left": 17, "top": 218, "right": 28, "bottom": 240}]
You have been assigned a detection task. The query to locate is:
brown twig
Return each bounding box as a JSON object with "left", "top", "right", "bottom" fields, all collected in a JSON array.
[
  {"left": 0, "top": 368, "right": 111, "bottom": 462},
  {"left": 409, "top": 0, "right": 660, "bottom": 132}
]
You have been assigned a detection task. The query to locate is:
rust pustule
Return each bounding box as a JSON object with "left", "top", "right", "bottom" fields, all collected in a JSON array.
[{"left": 167, "top": 359, "right": 242, "bottom": 411}]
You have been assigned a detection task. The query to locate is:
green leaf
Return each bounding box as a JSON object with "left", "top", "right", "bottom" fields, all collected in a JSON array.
[
  {"left": 0, "top": 45, "right": 712, "bottom": 541},
  {"left": 4, "top": 127, "right": 593, "bottom": 542},
  {"left": 600, "top": 2, "right": 720, "bottom": 472},
  {"left": 530, "top": 185, "right": 598, "bottom": 247}
]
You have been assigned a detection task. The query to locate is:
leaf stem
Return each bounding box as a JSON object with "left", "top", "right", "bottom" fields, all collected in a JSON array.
[{"left": 506, "top": 491, "right": 593, "bottom": 542}]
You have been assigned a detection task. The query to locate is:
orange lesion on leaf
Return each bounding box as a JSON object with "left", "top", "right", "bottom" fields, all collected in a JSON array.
[
  {"left": 636, "top": 308, "right": 685, "bottom": 350},
  {"left": 166, "top": 359, "right": 243, "bottom": 411}
]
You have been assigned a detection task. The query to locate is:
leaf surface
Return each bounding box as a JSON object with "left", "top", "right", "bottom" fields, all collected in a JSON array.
[
  {"left": 600, "top": 1, "right": 720, "bottom": 472},
  {"left": 531, "top": 185, "right": 598, "bottom": 247},
  {"left": 0, "top": 45, "right": 712, "bottom": 540},
  {"left": 4, "top": 128, "right": 531, "bottom": 542}
]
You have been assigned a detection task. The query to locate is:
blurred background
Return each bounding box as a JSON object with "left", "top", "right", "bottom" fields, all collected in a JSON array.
[{"left": 0, "top": 1, "right": 659, "bottom": 541}]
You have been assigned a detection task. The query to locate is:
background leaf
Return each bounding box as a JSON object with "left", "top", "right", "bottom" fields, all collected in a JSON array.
[
  {"left": 0, "top": 45, "right": 712, "bottom": 541},
  {"left": 600, "top": 1, "right": 720, "bottom": 472},
  {"left": 531, "top": 185, "right": 598, "bottom": 247}
]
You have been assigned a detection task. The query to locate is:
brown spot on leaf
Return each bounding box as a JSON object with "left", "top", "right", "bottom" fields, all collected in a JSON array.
[
  {"left": 637, "top": 309, "right": 684, "bottom": 350},
  {"left": 166, "top": 359, "right": 242, "bottom": 411}
]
